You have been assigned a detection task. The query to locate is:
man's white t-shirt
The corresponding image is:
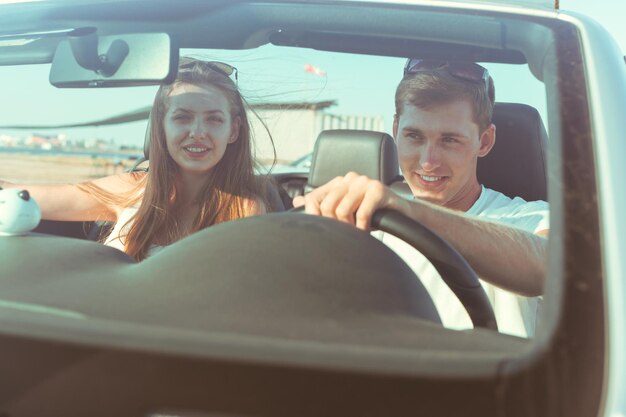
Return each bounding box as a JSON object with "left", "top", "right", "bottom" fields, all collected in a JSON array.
[{"left": 375, "top": 185, "right": 549, "bottom": 338}]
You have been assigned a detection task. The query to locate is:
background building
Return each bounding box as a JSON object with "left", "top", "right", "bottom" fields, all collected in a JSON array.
[{"left": 250, "top": 100, "right": 385, "bottom": 164}]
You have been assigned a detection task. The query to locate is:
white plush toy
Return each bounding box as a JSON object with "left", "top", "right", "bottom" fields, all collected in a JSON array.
[{"left": 0, "top": 188, "right": 41, "bottom": 236}]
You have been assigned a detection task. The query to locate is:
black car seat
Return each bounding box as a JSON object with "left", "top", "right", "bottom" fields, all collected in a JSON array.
[
  {"left": 390, "top": 102, "right": 548, "bottom": 202},
  {"left": 307, "top": 129, "right": 401, "bottom": 191},
  {"left": 478, "top": 102, "right": 547, "bottom": 201}
]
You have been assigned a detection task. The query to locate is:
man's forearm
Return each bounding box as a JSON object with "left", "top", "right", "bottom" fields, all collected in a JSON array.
[{"left": 402, "top": 199, "right": 547, "bottom": 297}]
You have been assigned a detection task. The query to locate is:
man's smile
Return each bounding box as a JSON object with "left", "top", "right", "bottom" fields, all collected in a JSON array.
[
  {"left": 415, "top": 173, "right": 449, "bottom": 189},
  {"left": 420, "top": 174, "right": 444, "bottom": 182}
]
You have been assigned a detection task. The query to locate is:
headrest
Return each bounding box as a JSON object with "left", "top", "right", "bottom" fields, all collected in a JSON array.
[
  {"left": 478, "top": 102, "right": 548, "bottom": 201},
  {"left": 308, "top": 129, "right": 400, "bottom": 188}
]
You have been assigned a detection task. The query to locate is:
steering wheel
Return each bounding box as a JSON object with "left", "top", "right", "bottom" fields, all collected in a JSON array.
[{"left": 291, "top": 206, "right": 497, "bottom": 330}]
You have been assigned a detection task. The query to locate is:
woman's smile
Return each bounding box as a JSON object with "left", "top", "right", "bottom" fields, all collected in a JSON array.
[{"left": 182, "top": 143, "right": 213, "bottom": 158}]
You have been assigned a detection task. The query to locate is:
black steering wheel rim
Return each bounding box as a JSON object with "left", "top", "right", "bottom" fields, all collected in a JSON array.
[{"left": 290, "top": 206, "right": 497, "bottom": 330}]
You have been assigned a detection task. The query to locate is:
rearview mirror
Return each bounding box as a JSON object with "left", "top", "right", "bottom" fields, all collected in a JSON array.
[{"left": 49, "top": 30, "right": 178, "bottom": 88}]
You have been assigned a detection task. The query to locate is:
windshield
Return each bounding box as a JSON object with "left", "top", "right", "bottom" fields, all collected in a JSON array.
[{"left": 0, "top": 45, "right": 545, "bottom": 183}]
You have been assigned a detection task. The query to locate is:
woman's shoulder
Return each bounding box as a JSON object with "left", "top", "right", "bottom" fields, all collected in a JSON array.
[{"left": 243, "top": 195, "right": 267, "bottom": 216}]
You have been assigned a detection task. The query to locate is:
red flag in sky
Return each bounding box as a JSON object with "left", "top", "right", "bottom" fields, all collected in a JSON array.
[{"left": 304, "top": 64, "right": 327, "bottom": 76}]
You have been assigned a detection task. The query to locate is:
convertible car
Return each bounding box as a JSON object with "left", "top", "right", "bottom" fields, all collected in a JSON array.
[{"left": 1, "top": 0, "right": 625, "bottom": 416}]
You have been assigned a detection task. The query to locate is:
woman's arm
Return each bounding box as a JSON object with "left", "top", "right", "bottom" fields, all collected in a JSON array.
[{"left": 0, "top": 173, "right": 144, "bottom": 222}]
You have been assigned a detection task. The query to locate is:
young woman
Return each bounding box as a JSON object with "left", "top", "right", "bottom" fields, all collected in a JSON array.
[{"left": 0, "top": 57, "right": 268, "bottom": 260}]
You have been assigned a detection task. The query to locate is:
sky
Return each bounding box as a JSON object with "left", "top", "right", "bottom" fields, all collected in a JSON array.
[
  {"left": 1, "top": 0, "right": 625, "bottom": 153},
  {"left": 561, "top": 0, "right": 626, "bottom": 54}
]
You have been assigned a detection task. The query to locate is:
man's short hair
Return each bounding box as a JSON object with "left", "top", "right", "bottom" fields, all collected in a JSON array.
[{"left": 394, "top": 68, "right": 496, "bottom": 132}]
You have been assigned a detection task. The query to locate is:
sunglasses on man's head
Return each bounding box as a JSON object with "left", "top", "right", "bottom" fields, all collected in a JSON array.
[
  {"left": 403, "top": 59, "right": 489, "bottom": 90},
  {"left": 179, "top": 59, "right": 239, "bottom": 83}
]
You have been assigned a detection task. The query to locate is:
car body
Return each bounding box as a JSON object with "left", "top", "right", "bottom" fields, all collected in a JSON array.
[{"left": 1, "top": 0, "right": 625, "bottom": 416}]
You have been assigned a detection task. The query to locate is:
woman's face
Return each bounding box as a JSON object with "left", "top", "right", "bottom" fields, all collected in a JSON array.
[{"left": 163, "top": 82, "right": 239, "bottom": 177}]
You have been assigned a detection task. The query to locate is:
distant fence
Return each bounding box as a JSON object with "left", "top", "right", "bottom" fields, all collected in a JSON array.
[{"left": 319, "top": 114, "right": 385, "bottom": 132}]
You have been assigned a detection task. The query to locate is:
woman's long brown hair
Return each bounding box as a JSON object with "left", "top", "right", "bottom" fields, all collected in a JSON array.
[{"left": 82, "top": 58, "right": 269, "bottom": 261}]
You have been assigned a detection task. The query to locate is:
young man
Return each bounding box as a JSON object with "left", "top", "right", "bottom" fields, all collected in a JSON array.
[{"left": 294, "top": 59, "right": 549, "bottom": 338}]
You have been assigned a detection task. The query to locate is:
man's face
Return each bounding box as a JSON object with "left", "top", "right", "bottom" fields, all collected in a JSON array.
[{"left": 393, "top": 100, "right": 495, "bottom": 211}]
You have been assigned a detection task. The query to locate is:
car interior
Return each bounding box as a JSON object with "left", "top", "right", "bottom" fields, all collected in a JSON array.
[
  {"left": 33, "top": 101, "right": 547, "bottom": 238},
  {"left": 0, "top": 1, "right": 605, "bottom": 416}
]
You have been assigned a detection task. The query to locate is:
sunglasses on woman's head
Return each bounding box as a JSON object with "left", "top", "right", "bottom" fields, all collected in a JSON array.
[
  {"left": 403, "top": 59, "right": 489, "bottom": 91},
  {"left": 179, "top": 59, "right": 239, "bottom": 83}
]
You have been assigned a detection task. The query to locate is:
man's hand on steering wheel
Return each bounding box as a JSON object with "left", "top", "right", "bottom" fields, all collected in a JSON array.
[
  {"left": 292, "top": 171, "right": 411, "bottom": 231},
  {"left": 292, "top": 172, "right": 497, "bottom": 330}
]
